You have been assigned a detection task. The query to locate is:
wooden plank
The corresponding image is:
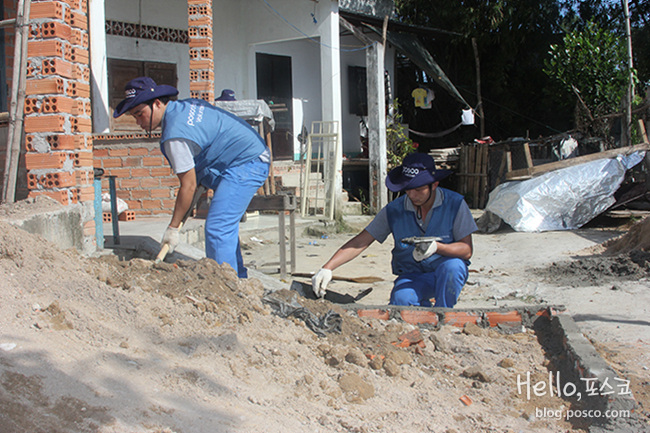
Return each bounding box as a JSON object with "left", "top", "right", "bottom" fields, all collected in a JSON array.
[
  {"left": 479, "top": 142, "right": 489, "bottom": 208},
  {"left": 472, "top": 144, "right": 481, "bottom": 208},
  {"left": 505, "top": 142, "right": 650, "bottom": 180},
  {"left": 523, "top": 142, "right": 533, "bottom": 168},
  {"left": 247, "top": 194, "right": 296, "bottom": 212}
]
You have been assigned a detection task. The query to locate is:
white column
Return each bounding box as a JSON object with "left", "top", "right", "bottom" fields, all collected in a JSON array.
[
  {"left": 319, "top": 1, "right": 342, "bottom": 217},
  {"left": 89, "top": 0, "right": 110, "bottom": 133}
]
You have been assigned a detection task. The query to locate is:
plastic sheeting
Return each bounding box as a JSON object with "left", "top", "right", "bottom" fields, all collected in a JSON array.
[
  {"left": 214, "top": 99, "right": 275, "bottom": 131},
  {"left": 485, "top": 151, "right": 646, "bottom": 232}
]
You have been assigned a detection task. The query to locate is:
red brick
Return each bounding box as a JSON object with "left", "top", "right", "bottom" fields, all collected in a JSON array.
[
  {"left": 41, "top": 21, "right": 72, "bottom": 39},
  {"left": 73, "top": 151, "right": 93, "bottom": 167},
  {"left": 77, "top": 185, "right": 94, "bottom": 202},
  {"left": 26, "top": 77, "right": 65, "bottom": 95},
  {"left": 48, "top": 134, "right": 87, "bottom": 150},
  {"left": 485, "top": 311, "right": 523, "bottom": 328},
  {"left": 161, "top": 177, "right": 180, "bottom": 187},
  {"left": 442, "top": 311, "right": 480, "bottom": 327},
  {"left": 25, "top": 152, "right": 67, "bottom": 170},
  {"left": 31, "top": 2, "right": 64, "bottom": 19},
  {"left": 71, "top": 117, "right": 92, "bottom": 133},
  {"left": 24, "top": 98, "right": 40, "bottom": 114},
  {"left": 75, "top": 170, "right": 93, "bottom": 185},
  {"left": 190, "top": 59, "right": 213, "bottom": 70},
  {"left": 101, "top": 158, "right": 123, "bottom": 168},
  {"left": 130, "top": 168, "right": 150, "bottom": 177},
  {"left": 129, "top": 147, "right": 150, "bottom": 156},
  {"left": 140, "top": 178, "right": 160, "bottom": 188},
  {"left": 118, "top": 210, "right": 135, "bottom": 221},
  {"left": 109, "top": 148, "right": 129, "bottom": 157},
  {"left": 143, "top": 156, "right": 164, "bottom": 166},
  {"left": 118, "top": 178, "right": 140, "bottom": 189},
  {"left": 150, "top": 167, "right": 173, "bottom": 177},
  {"left": 25, "top": 115, "right": 66, "bottom": 133},
  {"left": 70, "top": 28, "right": 88, "bottom": 47},
  {"left": 105, "top": 168, "right": 128, "bottom": 178},
  {"left": 93, "top": 148, "right": 109, "bottom": 157},
  {"left": 66, "top": 81, "right": 90, "bottom": 98},
  {"left": 124, "top": 200, "right": 142, "bottom": 210},
  {"left": 29, "top": 189, "right": 70, "bottom": 205},
  {"left": 150, "top": 188, "right": 172, "bottom": 198},
  {"left": 74, "top": 65, "right": 90, "bottom": 82},
  {"left": 357, "top": 309, "right": 390, "bottom": 321},
  {"left": 65, "top": 46, "right": 89, "bottom": 63},
  {"left": 141, "top": 200, "right": 161, "bottom": 209},
  {"left": 399, "top": 310, "right": 439, "bottom": 326},
  {"left": 65, "top": 9, "right": 88, "bottom": 30},
  {"left": 43, "top": 171, "right": 76, "bottom": 188},
  {"left": 41, "top": 96, "right": 84, "bottom": 115},
  {"left": 28, "top": 40, "right": 64, "bottom": 57},
  {"left": 42, "top": 58, "right": 75, "bottom": 79}
]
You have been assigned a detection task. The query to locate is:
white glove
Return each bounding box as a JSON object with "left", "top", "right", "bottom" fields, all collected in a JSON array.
[
  {"left": 412, "top": 240, "right": 437, "bottom": 262},
  {"left": 311, "top": 268, "right": 332, "bottom": 298},
  {"left": 161, "top": 226, "right": 180, "bottom": 253}
]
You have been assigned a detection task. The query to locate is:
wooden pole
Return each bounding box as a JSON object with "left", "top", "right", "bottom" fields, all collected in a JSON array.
[
  {"left": 2, "top": 0, "right": 30, "bottom": 204},
  {"left": 471, "top": 37, "right": 485, "bottom": 138},
  {"left": 621, "top": 0, "right": 634, "bottom": 148}
]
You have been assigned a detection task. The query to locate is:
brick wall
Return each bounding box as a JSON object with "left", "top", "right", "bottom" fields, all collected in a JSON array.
[
  {"left": 93, "top": 137, "right": 180, "bottom": 216},
  {"left": 188, "top": 0, "right": 213, "bottom": 102}
]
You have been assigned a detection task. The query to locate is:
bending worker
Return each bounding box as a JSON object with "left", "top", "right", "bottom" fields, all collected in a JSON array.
[
  {"left": 312, "top": 152, "right": 477, "bottom": 307},
  {"left": 113, "top": 77, "right": 270, "bottom": 278}
]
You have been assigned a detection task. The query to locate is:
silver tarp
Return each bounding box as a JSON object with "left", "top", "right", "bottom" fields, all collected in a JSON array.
[{"left": 485, "top": 151, "right": 645, "bottom": 232}]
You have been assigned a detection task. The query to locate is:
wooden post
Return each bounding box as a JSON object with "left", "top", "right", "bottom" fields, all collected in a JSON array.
[{"left": 2, "top": 0, "right": 30, "bottom": 203}]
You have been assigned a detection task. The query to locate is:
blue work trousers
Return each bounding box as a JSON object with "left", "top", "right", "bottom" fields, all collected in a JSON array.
[
  {"left": 205, "top": 157, "right": 269, "bottom": 278},
  {"left": 389, "top": 257, "right": 469, "bottom": 308}
]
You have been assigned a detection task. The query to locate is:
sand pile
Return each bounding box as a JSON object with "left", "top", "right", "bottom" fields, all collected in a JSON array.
[{"left": 0, "top": 219, "right": 586, "bottom": 433}]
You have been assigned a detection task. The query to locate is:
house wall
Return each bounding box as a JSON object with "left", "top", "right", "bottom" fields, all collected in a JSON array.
[{"left": 104, "top": 0, "right": 190, "bottom": 97}]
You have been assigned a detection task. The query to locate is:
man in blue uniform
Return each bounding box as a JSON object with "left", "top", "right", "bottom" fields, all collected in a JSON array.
[
  {"left": 113, "top": 77, "right": 270, "bottom": 278},
  {"left": 312, "top": 152, "right": 477, "bottom": 307}
]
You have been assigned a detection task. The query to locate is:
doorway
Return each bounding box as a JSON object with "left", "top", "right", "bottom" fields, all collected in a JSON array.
[{"left": 256, "top": 53, "right": 293, "bottom": 160}]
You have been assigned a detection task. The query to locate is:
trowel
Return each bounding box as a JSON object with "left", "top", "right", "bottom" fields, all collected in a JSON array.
[
  {"left": 154, "top": 185, "right": 207, "bottom": 264},
  {"left": 291, "top": 272, "right": 382, "bottom": 284},
  {"left": 290, "top": 280, "right": 373, "bottom": 304}
]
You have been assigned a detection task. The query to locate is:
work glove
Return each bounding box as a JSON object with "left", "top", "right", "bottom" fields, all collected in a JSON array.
[
  {"left": 161, "top": 226, "right": 180, "bottom": 253},
  {"left": 311, "top": 268, "right": 332, "bottom": 298},
  {"left": 412, "top": 240, "right": 437, "bottom": 262}
]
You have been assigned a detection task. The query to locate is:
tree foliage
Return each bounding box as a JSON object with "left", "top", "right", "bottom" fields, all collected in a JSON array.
[
  {"left": 544, "top": 21, "right": 633, "bottom": 119},
  {"left": 392, "top": 0, "right": 649, "bottom": 143}
]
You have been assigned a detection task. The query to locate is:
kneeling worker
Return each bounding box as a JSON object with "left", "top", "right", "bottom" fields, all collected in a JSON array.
[{"left": 312, "top": 152, "right": 477, "bottom": 307}]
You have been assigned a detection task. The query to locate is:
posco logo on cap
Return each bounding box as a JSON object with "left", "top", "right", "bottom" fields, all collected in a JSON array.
[
  {"left": 402, "top": 166, "right": 421, "bottom": 178},
  {"left": 125, "top": 88, "right": 137, "bottom": 99}
]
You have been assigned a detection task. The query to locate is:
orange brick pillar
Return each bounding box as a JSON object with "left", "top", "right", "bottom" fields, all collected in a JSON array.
[
  {"left": 24, "top": 0, "right": 96, "bottom": 251},
  {"left": 188, "top": 0, "right": 214, "bottom": 102}
]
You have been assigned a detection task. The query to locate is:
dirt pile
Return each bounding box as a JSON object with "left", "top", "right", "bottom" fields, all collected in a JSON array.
[
  {"left": 604, "top": 216, "right": 650, "bottom": 254},
  {"left": 532, "top": 217, "right": 650, "bottom": 287},
  {"left": 0, "top": 219, "right": 588, "bottom": 433}
]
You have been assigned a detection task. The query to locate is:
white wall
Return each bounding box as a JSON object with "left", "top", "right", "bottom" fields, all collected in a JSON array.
[
  {"left": 105, "top": 0, "right": 188, "bottom": 30},
  {"left": 106, "top": 37, "right": 190, "bottom": 98},
  {"left": 104, "top": 0, "right": 190, "bottom": 96}
]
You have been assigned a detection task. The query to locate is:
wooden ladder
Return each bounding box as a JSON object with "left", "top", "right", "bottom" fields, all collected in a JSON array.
[{"left": 1, "top": 0, "right": 31, "bottom": 203}]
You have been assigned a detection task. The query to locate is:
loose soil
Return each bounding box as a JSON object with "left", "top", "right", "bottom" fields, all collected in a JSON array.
[{"left": 1, "top": 200, "right": 649, "bottom": 432}]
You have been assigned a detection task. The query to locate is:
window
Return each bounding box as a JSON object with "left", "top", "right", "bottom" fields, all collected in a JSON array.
[{"left": 108, "top": 59, "right": 177, "bottom": 131}]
